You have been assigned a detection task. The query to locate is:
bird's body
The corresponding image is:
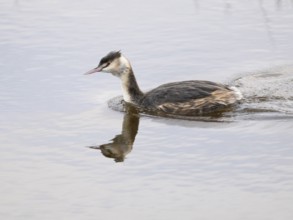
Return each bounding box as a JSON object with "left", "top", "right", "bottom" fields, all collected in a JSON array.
[
  {"left": 85, "top": 51, "right": 242, "bottom": 116},
  {"left": 141, "top": 80, "right": 241, "bottom": 115}
]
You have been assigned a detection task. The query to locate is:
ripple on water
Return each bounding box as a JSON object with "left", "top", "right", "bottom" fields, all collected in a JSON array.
[{"left": 230, "top": 65, "right": 293, "bottom": 116}]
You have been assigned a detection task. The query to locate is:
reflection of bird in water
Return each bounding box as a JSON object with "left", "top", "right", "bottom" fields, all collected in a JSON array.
[
  {"left": 89, "top": 107, "right": 139, "bottom": 162},
  {"left": 85, "top": 51, "right": 243, "bottom": 117}
]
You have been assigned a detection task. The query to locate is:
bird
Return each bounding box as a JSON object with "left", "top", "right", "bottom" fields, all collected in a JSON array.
[{"left": 85, "top": 51, "right": 243, "bottom": 116}]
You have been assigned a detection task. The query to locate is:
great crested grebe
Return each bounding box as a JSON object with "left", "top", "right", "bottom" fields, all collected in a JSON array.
[{"left": 85, "top": 51, "right": 243, "bottom": 116}]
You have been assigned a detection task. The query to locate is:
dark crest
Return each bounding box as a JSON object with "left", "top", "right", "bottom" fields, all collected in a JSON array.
[{"left": 99, "top": 51, "right": 121, "bottom": 66}]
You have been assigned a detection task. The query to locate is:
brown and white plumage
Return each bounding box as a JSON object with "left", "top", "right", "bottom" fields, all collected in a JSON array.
[{"left": 85, "top": 51, "right": 242, "bottom": 116}]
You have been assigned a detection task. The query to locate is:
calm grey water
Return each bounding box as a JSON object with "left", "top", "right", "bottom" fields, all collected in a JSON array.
[{"left": 1, "top": 0, "right": 293, "bottom": 219}]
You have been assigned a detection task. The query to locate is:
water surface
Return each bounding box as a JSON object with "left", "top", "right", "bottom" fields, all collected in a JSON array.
[{"left": 1, "top": 0, "right": 293, "bottom": 219}]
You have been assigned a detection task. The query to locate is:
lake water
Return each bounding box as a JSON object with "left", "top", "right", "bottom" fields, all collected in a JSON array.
[{"left": 1, "top": 0, "right": 293, "bottom": 219}]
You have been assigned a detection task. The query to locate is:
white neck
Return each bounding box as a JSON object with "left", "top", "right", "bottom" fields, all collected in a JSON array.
[
  {"left": 121, "top": 73, "right": 132, "bottom": 103},
  {"left": 119, "top": 55, "right": 136, "bottom": 103}
]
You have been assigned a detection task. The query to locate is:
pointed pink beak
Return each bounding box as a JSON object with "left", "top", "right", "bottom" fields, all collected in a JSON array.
[{"left": 84, "top": 66, "right": 103, "bottom": 75}]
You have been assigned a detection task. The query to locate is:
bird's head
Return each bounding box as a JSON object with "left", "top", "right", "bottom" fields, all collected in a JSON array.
[{"left": 84, "top": 51, "right": 131, "bottom": 77}]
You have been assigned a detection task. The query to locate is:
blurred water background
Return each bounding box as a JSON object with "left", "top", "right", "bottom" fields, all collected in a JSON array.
[{"left": 1, "top": 0, "right": 293, "bottom": 219}]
